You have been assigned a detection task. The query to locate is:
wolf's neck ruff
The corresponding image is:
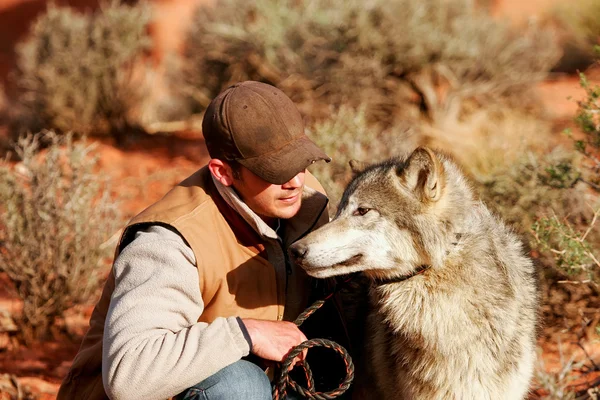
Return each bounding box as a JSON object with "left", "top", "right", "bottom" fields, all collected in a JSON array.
[{"left": 373, "top": 264, "right": 430, "bottom": 286}]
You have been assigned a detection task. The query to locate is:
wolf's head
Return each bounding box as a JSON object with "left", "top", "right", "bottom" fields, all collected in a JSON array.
[{"left": 290, "top": 147, "right": 474, "bottom": 280}]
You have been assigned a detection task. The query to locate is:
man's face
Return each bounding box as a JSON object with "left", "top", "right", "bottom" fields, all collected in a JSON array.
[{"left": 232, "top": 165, "right": 305, "bottom": 222}]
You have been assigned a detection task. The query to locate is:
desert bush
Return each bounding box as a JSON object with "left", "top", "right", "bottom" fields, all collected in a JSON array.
[
  {"left": 307, "top": 106, "right": 418, "bottom": 211},
  {"left": 553, "top": 0, "right": 600, "bottom": 51},
  {"left": 13, "top": 1, "right": 152, "bottom": 139},
  {"left": 0, "top": 131, "right": 121, "bottom": 341},
  {"left": 477, "top": 148, "right": 600, "bottom": 278},
  {"left": 181, "top": 0, "right": 559, "bottom": 125},
  {"left": 532, "top": 208, "right": 600, "bottom": 281},
  {"left": 479, "top": 150, "right": 582, "bottom": 228},
  {"left": 566, "top": 72, "right": 600, "bottom": 191},
  {"left": 526, "top": 69, "right": 600, "bottom": 284}
]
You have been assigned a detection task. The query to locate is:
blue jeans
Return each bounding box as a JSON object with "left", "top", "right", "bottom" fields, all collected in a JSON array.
[{"left": 176, "top": 360, "right": 272, "bottom": 400}]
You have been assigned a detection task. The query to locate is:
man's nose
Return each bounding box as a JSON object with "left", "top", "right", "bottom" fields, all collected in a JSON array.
[{"left": 283, "top": 171, "right": 305, "bottom": 189}]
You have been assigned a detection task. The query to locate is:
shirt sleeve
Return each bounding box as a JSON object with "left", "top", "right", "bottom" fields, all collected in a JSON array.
[{"left": 102, "top": 225, "right": 251, "bottom": 400}]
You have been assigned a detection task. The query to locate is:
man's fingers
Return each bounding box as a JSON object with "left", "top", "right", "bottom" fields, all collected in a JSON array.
[
  {"left": 242, "top": 319, "right": 310, "bottom": 363},
  {"left": 294, "top": 332, "right": 308, "bottom": 362},
  {"left": 288, "top": 355, "right": 304, "bottom": 371}
]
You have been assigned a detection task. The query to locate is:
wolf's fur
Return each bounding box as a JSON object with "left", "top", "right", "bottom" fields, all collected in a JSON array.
[{"left": 290, "top": 147, "right": 538, "bottom": 400}]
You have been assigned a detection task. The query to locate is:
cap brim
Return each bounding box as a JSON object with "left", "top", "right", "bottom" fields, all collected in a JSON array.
[{"left": 238, "top": 136, "right": 331, "bottom": 185}]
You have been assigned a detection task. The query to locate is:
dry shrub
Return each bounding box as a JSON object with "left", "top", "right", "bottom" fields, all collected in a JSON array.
[
  {"left": 307, "top": 106, "right": 418, "bottom": 211},
  {"left": 544, "top": 0, "right": 600, "bottom": 73},
  {"left": 180, "top": 0, "right": 559, "bottom": 125},
  {"left": 424, "top": 107, "right": 555, "bottom": 177},
  {"left": 0, "top": 374, "right": 36, "bottom": 400},
  {"left": 0, "top": 132, "right": 120, "bottom": 341},
  {"left": 13, "top": 1, "right": 152, "bottom": 139},
  {"left": 552, "top": 0, "right": 600, "bottom": 50}
]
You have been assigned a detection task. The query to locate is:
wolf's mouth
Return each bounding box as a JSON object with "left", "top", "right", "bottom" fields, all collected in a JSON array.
[
  {"left": 305, "top": 254, "right": 364, "bottom": 272},
  {"left": 337, "top": 254, "right": 363, "bottom": 267}
]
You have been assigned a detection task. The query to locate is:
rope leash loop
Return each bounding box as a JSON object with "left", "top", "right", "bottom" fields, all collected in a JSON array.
[
  {"left": 273, "top": 338, "right": 354, "bottom": 400},
  {"left": 272, "top": 283, "right": 356, "bottom": 400}
]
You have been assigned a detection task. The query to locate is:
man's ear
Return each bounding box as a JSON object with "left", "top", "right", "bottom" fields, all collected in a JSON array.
[
  {"left": 208, "top": 159, "right": 235, "bottom": 186},
  {"left": 400, "top": 147, "right": 443, "bottom": 202},
  {"left": 349, "top": 160, "right": 368, "bottom": 175}
]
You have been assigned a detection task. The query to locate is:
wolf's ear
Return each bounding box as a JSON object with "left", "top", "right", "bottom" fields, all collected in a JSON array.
[
  {"left": 349, "top": 160, "right": 368, "bottom": 175},
  {"left": 401, "top": 147, "right": 443, "bottom": 202}
]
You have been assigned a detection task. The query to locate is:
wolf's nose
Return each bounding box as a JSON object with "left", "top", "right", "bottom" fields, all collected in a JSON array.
[{"left": 289, "top": 243, "right": 308, "bottom": 260}]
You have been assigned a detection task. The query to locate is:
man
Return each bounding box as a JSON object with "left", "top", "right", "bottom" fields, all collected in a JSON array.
[{"left": 58, "top": 81, "right": 346, "bottom": 400}]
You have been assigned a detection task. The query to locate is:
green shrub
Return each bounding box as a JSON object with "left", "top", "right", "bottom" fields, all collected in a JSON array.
[
  {"left": 181, "top": 0, "right": 559, "bottom": 125},
  {"left": 13, "top": 1, "right": 152, "bottom": 139},
  {"left": 566, "top": 71, "right": 600, "bottom": 191},
  {"left": 0, "top": 131, "right": 121, "bottom": 341},
  {"left": 532, "top": 209, "right": 599, "bottom": 280},
  {"left": 477, "top": 148, "right": 600, "bottom": 278},
  {"left": 526, "top": 66, "right": 600, "bottom": 284}
]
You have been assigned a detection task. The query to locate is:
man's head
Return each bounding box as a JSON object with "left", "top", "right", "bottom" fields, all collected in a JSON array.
[{"left": 202, "top": 81, "right": 330, "bottom": 222}]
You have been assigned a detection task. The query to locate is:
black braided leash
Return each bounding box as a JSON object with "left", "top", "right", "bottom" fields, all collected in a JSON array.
[{"left": 272, "top": 278, "right": 355, "bottom": 400}]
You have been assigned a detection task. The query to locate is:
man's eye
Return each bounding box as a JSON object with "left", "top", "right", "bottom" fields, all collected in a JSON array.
[{"left": 353, "top": 207, "right": 370, "bottom": 216}]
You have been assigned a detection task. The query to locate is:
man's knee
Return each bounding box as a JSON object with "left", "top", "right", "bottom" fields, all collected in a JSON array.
[{"left": 178, "top": 360, "right": 271, "bottom": 400}]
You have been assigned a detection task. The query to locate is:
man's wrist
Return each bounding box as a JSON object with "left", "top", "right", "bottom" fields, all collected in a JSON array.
[{"left": 236, "top": 317, "right": 253, "bottom": 351}]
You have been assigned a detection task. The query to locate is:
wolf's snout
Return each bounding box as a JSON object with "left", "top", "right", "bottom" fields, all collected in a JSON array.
[{"left": 289, "top": 243, "right": 308, "bottom": 260}]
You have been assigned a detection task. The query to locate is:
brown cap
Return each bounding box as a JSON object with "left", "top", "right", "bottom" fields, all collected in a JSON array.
[{"left": 202, "top": 81, "right": 331, "bottom": 184}]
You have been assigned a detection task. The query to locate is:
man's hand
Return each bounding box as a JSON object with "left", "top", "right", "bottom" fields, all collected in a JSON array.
[{"left": 241, "top": 319, "right": 308, "bottom": 367}]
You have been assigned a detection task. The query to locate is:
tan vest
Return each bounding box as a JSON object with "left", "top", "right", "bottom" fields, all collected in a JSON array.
[{"left": 57, "top": 167, "right": 329, "bottom": 400}]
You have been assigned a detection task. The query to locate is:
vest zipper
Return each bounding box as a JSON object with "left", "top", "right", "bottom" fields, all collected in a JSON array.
[
  {"left": 281, "top": 242, "right": 292, "bottom": 290},
  {"left": 274, "top": 240, "right": 291, "bottom": 321}
]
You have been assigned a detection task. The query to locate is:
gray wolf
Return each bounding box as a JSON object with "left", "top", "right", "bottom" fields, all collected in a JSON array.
[{"left": 290, "top": 147, "right": 539, "bottom": 400}]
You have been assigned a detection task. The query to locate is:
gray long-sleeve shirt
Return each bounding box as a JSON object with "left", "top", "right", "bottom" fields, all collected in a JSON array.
[{"left": 102, "top": 225, "right": 251, "bottom": 400}]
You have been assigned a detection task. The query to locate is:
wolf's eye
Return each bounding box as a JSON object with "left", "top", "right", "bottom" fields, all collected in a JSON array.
[{"left": 353, "top": 207, "right": 370, "bottom": 216}]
